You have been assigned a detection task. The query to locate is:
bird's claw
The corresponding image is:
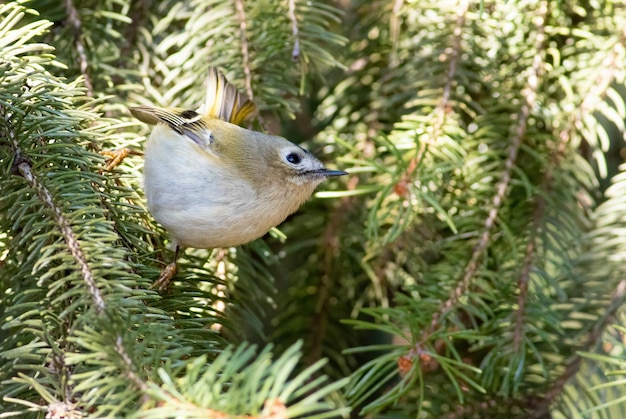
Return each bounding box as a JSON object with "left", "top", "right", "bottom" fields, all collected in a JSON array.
[
  {"left": 101, "top": 148, "right": 142, "bottom": 171},
  {"left": 151, "top": 262, "right": 178, "bottom": 292}
]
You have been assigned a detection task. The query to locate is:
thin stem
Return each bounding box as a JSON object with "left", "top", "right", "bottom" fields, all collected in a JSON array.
[
  {"left": 235, "top": 0, "right": 254, "bottom": 101},
  {"left": 288, "top": 0, "right": 300, "bottom": 61},
  {"left": 5, "top": 117, "right": 105, "bottom": 314},
  {"left": 64, "top": 0, "right": 93, "bottom": 96}
]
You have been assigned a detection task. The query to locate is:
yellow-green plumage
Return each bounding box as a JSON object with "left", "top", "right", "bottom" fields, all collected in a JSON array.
[{"left": 130, "top": 68, "right": 345, "bottom": 249}]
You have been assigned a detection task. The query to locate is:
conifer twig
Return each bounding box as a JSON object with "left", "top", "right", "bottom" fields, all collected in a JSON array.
[
  {"left": 288, "top": 0, "right": 300, "bottom": 61},
  {"left": 513, "top": 196, "right": 545, "bottom": 350},
  {"left": 422, "top": 0, "right": 548, "bottom": 340},
  {"left": 446, "top": 261, "right": 625, "bottom": 417},
  {"left": 396, "top": 0, "right": 467, "bottom": 191},
  {"left": 4, "top": 111, "right": 105, "bottom": 314},
  {"left": 390, "top": 0, "right": 404, "bottom": 52},
  {"left": 514, "top": 23, "right": 626, "bottom": 351},
  {"left": 114, "top": 335, "right": 149, "bottom": 392},
  {"left": 13, "top": 157, "right": 105, "bottom": 314},
  {"left": 64, "top": 0, "right": 93, "bottom": 96},
  {"left": 15, "top": 160, "right": 106, "bottom": 313},
  {"left": 508, "top": 0, "right": 548, "bottom": 350},
  {"left": 528, "top": 279, "right": 626, "bottom": 417},
  {"left": 235, "top": 0, "right": 254, "bottom": 101}
]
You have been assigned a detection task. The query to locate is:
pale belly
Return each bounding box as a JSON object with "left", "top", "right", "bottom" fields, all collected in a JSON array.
[{"left": 143, "top": 125, "right": 293, "bottom": 248}]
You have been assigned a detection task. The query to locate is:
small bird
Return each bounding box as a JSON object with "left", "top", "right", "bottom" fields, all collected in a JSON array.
[{"left": 130, "top": 68, "right": 346, "bottom": 289}]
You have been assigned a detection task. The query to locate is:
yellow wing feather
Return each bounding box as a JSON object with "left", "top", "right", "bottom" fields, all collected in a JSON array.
[
  {"left": 129, "top": 67, "right": 255, "bottom": 149},
  {"left": 131, "top": 67, "right": 255, "bottom": 128},
  {"left": 204, "top": 67, "right": 256, "bottom": 126}
]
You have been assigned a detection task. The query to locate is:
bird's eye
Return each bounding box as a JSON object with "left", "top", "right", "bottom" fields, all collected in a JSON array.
[{"left": 286, "top": 152, "right": 302, "bottom": 165}]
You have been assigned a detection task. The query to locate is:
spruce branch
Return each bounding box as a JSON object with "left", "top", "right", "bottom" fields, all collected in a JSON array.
[
  {"left": 507, "top": 0, "right": 549, "bottom": 350},
  {"left": 4, "top": 112, "right": 105, "bottom": 315},
  {"left": 0, "top": 72, "right": 154, "bottom": 417},
  {"left": 421, "top": 0, "right": 548, "bottom": 342},
  {"left": 512, "top": 193, "right": 545, "bottom": 351},
  {"left": 513, "top": 22, "right": 626, "bottom": 353},
  {"left": 528, "top": 279, "right": 626, "bottom": 418},
  {"left": 395, "top": 0, "right": 469, "bottom": 196},
  {"left": 576, "top": 26, "right": 626, "bottom": 128},
  {"left": 234, "top": 0, "right": 254, "bottom": 102},
  {"left": 3, "top": 1, "right": 626, "bottom": 416},
  {"left": 132, "top": 343, "right": 348, "bottom": 418},
  {"left": 113, "top": 335, "right": 150, "bottom": 393},
  {"left": 287, "top": 0, "right": 300, "bottom": 62},
  {"left": 63, "top": 0, "right": 93, "bottom": 97},
  {"left": 512, "top": 25, "right": 626, "bottom": 414}
]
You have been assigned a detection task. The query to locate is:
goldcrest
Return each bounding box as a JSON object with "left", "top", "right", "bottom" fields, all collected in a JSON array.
[{"left": 130, "top": 68, "right": 346, "bottom": 249}]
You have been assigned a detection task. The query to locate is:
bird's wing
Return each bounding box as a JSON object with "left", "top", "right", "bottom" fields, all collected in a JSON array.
[
  {"left": 129, "top": 106, "right": 214, "bottom": 149},
  {"left": 204, "top": 67, "right": 256, "bottom": 126}
]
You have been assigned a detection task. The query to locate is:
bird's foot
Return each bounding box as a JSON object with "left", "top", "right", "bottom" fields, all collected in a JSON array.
[
  {"left": 151, "top": 262, "right": 177, "bottom": 292},
  {"left": 101, "top": 148, "right": 142, "bottom": 171}
]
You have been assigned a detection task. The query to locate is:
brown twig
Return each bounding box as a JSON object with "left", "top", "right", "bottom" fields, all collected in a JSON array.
[
  {"left": 529, "top": 279, "right": 626, "bottom": 417},
  {"left": 408, "top": 0, "right": 487, "bottom": 341},
  {"left": 5, "top": 111, "right": 105, "bottom": 314},
  {"left": 516, "top": 25, "right": 626, "bottom": 415},
  {"left": 234, "top": 0, "right": 254, "bottom": 102},
  {"left": 507, "top": 0, "right": 549, "bottom": 350},
  {"left": 389, "top": 0, "right": 404, "bottom": 66},
  {"left": 397, "top": 0, "right": 468, "bottom": 188},
  {"left": 287, "top": 0, "right": 301, "bottom": 62},
  {"left": 114, "top": 335, "right": 149, "bottom": 392},
  {"left": 514, "top": 22, "right": 626, "bottom": 352},
  {"left": 64, "top": 0, "right": 93, "bottom": 96},
  {"left": 512, "top": 195, "right": 545, "bottom": 350}
]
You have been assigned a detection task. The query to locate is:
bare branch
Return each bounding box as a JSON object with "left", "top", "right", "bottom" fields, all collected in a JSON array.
[
  {"left": 288, "top": 0, "right": 300, "bottom": 61},
  {"left": 64, "top": 0, "right": 93, "bottom": 96},
  {"left": 235, "top": 0, "right": 254, "bottom": 101}
]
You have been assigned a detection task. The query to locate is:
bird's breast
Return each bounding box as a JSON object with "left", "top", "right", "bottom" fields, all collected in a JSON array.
[{"left": 142, "top": 125, "right": 307, "bottom": 248}]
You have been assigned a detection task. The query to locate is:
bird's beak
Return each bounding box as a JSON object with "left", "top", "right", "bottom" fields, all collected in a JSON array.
[{"left": 320, "top": 169, "right": 348, "bottom": 177}]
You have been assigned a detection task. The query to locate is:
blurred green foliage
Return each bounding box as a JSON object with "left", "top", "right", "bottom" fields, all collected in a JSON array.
[{"left": 1, "top": 0, "right": 626, "bottom": 417}]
